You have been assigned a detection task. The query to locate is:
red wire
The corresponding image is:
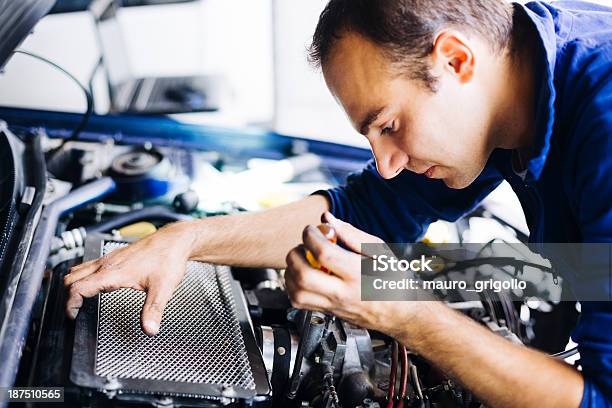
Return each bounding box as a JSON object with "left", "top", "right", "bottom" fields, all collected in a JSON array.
[
  {"left": 386, "top": 340, "right": 399, "bottom": 408},
  {"left": 397, "top": 346, "right": 409, "bottom": 408}
]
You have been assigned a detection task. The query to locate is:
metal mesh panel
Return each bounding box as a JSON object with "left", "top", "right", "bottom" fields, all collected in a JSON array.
[{"left": 94, "top": 242, "right": 256, "bottom": 390}]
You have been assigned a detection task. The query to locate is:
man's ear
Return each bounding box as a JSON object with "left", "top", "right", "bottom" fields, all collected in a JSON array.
[{"left": 432, "top": 30, "right": 475, "bottom": 83}]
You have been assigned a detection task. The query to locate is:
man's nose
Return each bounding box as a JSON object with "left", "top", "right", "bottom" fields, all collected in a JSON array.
[{"left": 370, "top": 139, "right": 407, "bottom": 179}]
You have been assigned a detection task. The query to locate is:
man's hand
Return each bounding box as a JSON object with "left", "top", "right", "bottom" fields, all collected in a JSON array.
[
  {"left": 64, "top": 221, "right": 195, "bottom": 336},
  {"left": 286, "top": 213, "right": 584, "bottom": 408},
  {"left": 63, "top": 195, "right": 330, "bottom": 336},
  {"left": 285, "top": 212, "right": 407, "bottom": 333}
]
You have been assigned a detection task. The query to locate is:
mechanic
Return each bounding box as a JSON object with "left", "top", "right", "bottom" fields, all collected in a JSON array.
[{"left": 63, "top": 1, "right": 612, "bottom": 407}]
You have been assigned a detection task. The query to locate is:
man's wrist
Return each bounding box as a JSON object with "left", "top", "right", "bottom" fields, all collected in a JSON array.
[
  {"left": 161, "top": 219, "right": 204, "bottom": 260},
  {"left": 373, "top": 301, "right": 422, "bottom": 339},
  {"left": 381, "top": 301, "right": 450, "bottom": 346}
]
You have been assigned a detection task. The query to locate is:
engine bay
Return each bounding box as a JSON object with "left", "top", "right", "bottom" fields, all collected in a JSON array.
[{"left": 0, "top": 121, "right": 581, "bottom": 408}]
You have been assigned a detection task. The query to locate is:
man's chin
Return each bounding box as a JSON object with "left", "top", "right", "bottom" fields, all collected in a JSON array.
[{"left": 442, "top": 173, "right": 478, "bottom": 190}]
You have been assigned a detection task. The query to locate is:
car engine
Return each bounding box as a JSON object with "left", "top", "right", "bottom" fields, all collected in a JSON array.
[{"left": 0, "top": 121, "right": 581, "bottom": 408}]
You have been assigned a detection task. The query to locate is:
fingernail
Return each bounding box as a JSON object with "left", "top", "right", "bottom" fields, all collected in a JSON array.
[
  {"left": 143, "top": 320, "right": 159, "bottom": 336},
  {"left": 324, "top": 212, "right": 337, "bottom": 222},
  {"left": 310, "top": 225, "right": 327, "bottom": 241},
  {"left": 69, "top": 308, "right": 78, "bottom": 320}
]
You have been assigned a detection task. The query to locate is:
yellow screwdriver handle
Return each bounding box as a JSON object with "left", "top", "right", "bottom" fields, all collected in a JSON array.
[{"left": 306, "top": 223, "right": 337, "bottom": 273}]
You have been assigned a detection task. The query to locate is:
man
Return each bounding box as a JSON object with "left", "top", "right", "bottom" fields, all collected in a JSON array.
[{"left": 64, "top": 0, "right": 612, "bottom": 406}]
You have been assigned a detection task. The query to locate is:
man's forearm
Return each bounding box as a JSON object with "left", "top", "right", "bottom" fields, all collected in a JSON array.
[
  {"left": 393, "top": 302, "right": 584, "bottom": 408},
  {"left": 180, "top": 195, "right": 329, "bottom": 269}
]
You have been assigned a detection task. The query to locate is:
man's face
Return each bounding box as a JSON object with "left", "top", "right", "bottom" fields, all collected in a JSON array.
[{"left": 323, "top": 31, "right": 495, "bottom": 189}]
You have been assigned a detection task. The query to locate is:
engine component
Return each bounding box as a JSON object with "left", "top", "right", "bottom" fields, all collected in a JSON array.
[
  {"left": 45, "top": 142, "right": 112, "bottom": 185},
  {"left": 173, "top": 190, "right": 200, "bottom": 213},
  {"left": 258, "top": 326, "right": 300, "bottom": 407},
  {"left": 48, "top": 227, "right": 88, "bottom": 269},
  {"left": 0, "top": 123, "right": 26, "bottom": 273},
  {"left": 70, "top": 237, "right": 270, "bottom": 404},
  {"left": 111, "top": 147, "right": 161, "bottom": 173},
  {"left": 287, "top": 310, "right": 376, "bottom": 408},
  {"left": 108, "top": 148, "right": 184, "bottom": 203},
  {"left": 117, "top": 221, "right": 157, "bottom": 239},
  {"left": 86, "top": 205, "right": 190, "bottom": 234},
  {"left": 50, "top": 227, "right": 87, "bottom": 254},
  {"left": 0, "top": 174, "right": 116, "bottom": 392}
]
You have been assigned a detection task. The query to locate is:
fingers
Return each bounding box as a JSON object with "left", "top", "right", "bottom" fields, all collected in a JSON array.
[
  {"left": 301, "top": 225, "right": 360, "bottom": 280},
  {"left": 285, "top": 245, "right": 347, "bottom": 308},
  {"left": 140, "top": 277, "right": 181, "bottom": 336},
  {"left": 65, "top": 271, "right": 123, "bottom": 319},
  {"left": 321, "top": 212, "right": 384, "bottom": 253},
  {"left": 285, "top": 284, "right": 332, "bottom": 312},
  {"left": 63, "top": 260, "right": 100, "bottom": 286}
]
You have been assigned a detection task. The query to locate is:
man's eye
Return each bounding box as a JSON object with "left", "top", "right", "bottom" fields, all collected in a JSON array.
[{"left": 381, "top": 122, "right": 395, "bottom": 135}]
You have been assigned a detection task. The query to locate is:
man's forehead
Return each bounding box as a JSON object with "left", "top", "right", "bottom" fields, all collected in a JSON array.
[{"left": 323, "top": 32, "right": 388, "bottom": 84}]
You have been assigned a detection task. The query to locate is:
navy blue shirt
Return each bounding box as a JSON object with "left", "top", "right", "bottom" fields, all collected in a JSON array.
[{"left": 317, "top": 2, "right": 612, "bottom": 406}]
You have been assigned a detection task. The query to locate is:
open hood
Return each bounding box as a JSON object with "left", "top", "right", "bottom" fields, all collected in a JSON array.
[{"left": 0, "top": 0, "right": 56, "bottom": 70}]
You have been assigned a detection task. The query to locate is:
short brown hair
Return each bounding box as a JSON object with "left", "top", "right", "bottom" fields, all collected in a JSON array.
[{"left": 308, "top": 0, "right": 514, "bottom": 89}]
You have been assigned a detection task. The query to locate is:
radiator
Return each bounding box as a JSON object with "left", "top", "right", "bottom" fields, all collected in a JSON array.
[{"left": 70, "top": 237, "right": 269, "bottom": 402}]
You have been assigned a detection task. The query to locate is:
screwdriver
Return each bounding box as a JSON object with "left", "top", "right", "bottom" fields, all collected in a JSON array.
[{"left": 306, "top": 223, "right": 337, "bottom": 273}]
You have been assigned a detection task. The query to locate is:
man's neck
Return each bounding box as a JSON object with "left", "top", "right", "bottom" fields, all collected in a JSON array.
[{"left": 490, "top": 14, "right": 539, "bottom": 152}]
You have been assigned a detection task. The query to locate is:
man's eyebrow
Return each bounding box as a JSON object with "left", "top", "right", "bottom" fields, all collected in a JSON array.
[{"left": 359, "top": 107, "right": 385, "bottom": 136}]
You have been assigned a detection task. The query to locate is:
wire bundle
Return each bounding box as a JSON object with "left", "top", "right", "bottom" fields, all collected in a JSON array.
[{"left": 387, "top": 341, "right": 411, "bottom": 408}]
